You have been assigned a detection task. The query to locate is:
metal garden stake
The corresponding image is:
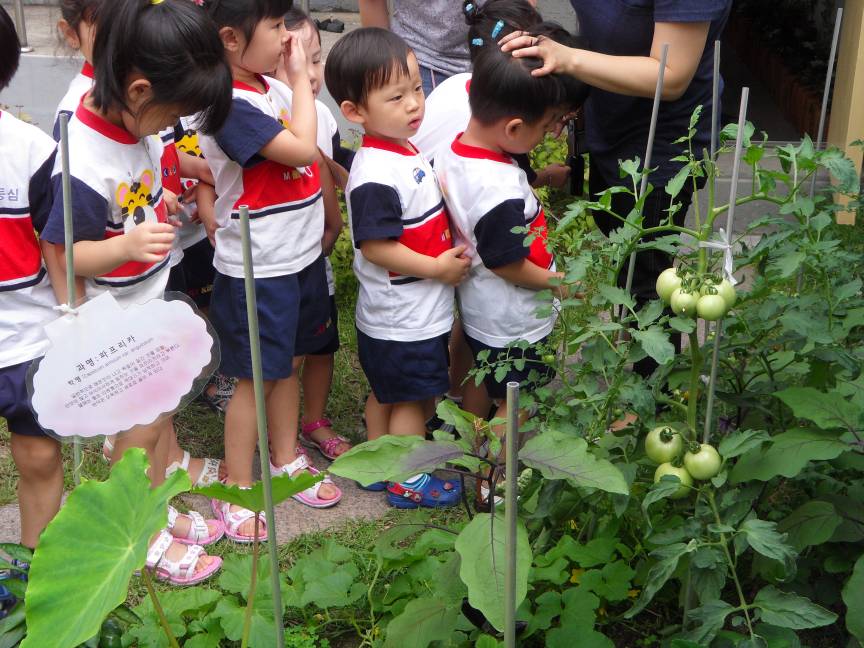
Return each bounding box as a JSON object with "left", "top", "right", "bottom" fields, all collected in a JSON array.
[
  {"left": 59, "top": 113, "right": 82, "bottom": 485},
  {"left": 503, "top": 381, "right": 520, "bottom": 648},
  {"left": 239, "top": 204, "right": 285, "bottom": 648}
]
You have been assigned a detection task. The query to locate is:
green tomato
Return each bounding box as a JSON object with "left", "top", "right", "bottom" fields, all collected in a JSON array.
[
  {"left": 696, "top": 294, "right": 727, "bottom": 321},
  {"left": 701, "top": 278, "right": 736, "bottom": 309},
  {"left": 645, "top": 425, "right": 683, "bottom": 464},
  {"left": 653, "top": 463, "right": 693, "bottom": 499},
  {"left": 655, "top": 267, "right": 682, "bottom": 304},
  {"left": 670, "top": 288, "right": 698, "bottom": 317},
  {"left": 541, "top": 354, "right": 556, "bottom": 364},
  {"left": 683, "top": 444, "right": 722, "bottom": 480}
]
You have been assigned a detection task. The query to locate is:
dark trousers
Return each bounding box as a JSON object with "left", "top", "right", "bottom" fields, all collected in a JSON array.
[{"left": 588, "top": 158, "right": 700, "bottom": 376}]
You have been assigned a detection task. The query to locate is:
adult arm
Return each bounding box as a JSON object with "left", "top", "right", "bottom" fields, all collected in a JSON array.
[{"left": 358, "top": 0, "right": 390, "bottom": 29}]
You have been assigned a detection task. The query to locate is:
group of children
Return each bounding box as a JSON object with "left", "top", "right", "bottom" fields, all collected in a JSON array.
[{"left": 0, "top": 0, "right": 586, "bottom": 585}]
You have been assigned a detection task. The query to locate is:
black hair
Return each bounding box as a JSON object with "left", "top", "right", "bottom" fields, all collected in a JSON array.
[
  {"left": 0, "top": 6, "right": 19, "bottom": 92},
  {"left": 469, "top": 39, "right": 567, "bottom": 126},
  {"left": 462, "top": 0, "right": 541, "bottom": 62},
  {"left": 529, "top": 21, "right": 591, "bottom": 108},
  {"left": 325, "top": 27, "right": 411, "bottom": 106},
  {"left": 91, "top": 0, "right": 232, "bottom": 134},
  {"left": 284, "top": 6, "right": 319, "bottom": 43},
  {"left": 205, "top": 0, "right": 293, "bottom": 47},
  {"left": 60, "top": 0, "right": 105, "bottom": 31}
]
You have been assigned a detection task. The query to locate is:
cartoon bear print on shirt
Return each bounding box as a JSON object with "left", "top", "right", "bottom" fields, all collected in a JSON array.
[
  {"left": 175, "top": 126, "right": 203, "bottom": 157},
  {"left": 116, "top": 169, "right": 158, "bottom": 234}
]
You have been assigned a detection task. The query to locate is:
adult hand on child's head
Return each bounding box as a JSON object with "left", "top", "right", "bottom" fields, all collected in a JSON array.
[
  {"left": 499, "top": 32, "right": 571, "bottom": 77},
  {"left": 122, "top": 222, "right": 175, "bottom": 264},
  {"left": 279, "top": 31, "right": 310, "bottom": 87},
  {"left": 435, "top": 245, "right": 472, "bottom": 286}
]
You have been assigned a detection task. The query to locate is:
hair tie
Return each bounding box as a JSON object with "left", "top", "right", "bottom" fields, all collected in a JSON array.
[
  {"left": 471, "top": 37, "right": 483, "bottom": 46},
  {"left": 464, "top": 3, "right": 474, "bottom": 13},
  {"left": 491, "top": 20, "right": 504, "bottom": 38}
]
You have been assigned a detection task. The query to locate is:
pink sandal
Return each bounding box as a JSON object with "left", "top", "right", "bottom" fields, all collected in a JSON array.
[
  {"left": 270, "top": 454, "right": 342, "bottom": 508},
  {"left": 300, "top": 418, "right": 352, "bottom": 460},
  {"left": 167, "top": 505, "right": 224, "bottom": 546},
  {"left": 146, "top": 529, "right": 222, "bottom": 586},
  {"left": 211, "top": 498, "right": 267, "bottom": 544}
]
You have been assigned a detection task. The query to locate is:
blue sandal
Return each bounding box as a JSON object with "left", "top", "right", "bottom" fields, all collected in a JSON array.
[{"left": 387, "top": 474, "right": 461, "bottom": 509}]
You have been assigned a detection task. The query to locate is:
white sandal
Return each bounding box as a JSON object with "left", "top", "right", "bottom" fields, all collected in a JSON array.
[
  {"left": 167, "top": 505, "right": 224, "bottom": 546},
  {"left": 145, "top": 529, "right": 222, "bottom": 586},
  {"left": 270, "top": 454, "right": 342, "bottom": 509},
  {"left": 210, "top": 498, "right": 267, "bottom": 544},
  {"left": 166, "top": 450, "right": 222, "bottom": 487}
]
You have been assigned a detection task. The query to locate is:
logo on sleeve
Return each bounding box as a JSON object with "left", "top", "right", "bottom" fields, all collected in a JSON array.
[
  {"left": 412, "top": 168, "right": 426, "bottom": 184},
  {"left": 116, "top": 170, "right": 158, "bottom": 233}
]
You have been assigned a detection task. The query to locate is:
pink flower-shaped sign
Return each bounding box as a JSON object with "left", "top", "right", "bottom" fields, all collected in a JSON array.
[{"left": 30, "top": 292, "right": 216, "bottom": 438}]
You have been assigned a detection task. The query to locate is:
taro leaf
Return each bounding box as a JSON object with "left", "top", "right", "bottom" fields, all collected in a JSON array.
[
  {"left": 718, "top": 430, "right": 770, "bottom": 459},
  {"left": 774, "top": 387, "right": 861, "bottom": 431},
  {"left": 329, "top": 436, "right": 463, "bottom": 486},
  {"left": 192, "top": 471, "right": 322, "bottom": 510},
  {"left": 22, "top": 448, "right": 190, "bottom": 648},
  {"left": 777, "top": 501, "right": 842, "bottom": 551},
  {"left": 729, "top": 428, "right": 847, "bottom": 483},
  {"left": 739, "top": 519, "right": 796, "bottom": 567},
  {"left": 842, "top": 554, "right": 864, "bottom": 641},
  {"left": 383, "top": 597, "right": 460, "bottom": 648},
  {"left": 624, "top": 541, "right": 695, "bottom": 618},
  {"left": 683, "top": 599, "right": 736, "bottom": 645},
  {"left": 455, "top": 512, "right": 531, "bottom": 631},
  {"left": 520, "top": 430, "right": 628, "bottom": 495},
  {"left": 632, "top": 326, "right": 676, "bottom": 366},
  {"left": 214, "top": 554, "right": 289, "bottom": 648},
  {"left": 753, "top": 586, "right": 837, "bottom": 630}
]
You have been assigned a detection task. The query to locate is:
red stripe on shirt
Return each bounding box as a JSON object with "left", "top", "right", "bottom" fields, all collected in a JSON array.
[
  {"left": 233, "top": 160, "right": 321, "bottom": 214},
  {"left": 388, "top": 209, "right": 453, "bottom": 278},
  {"left": 0, "top": 218, "right": 41, "bottom": 282},
  {"left": 527, "top": 208, "right": 553, "bottom": 270}
]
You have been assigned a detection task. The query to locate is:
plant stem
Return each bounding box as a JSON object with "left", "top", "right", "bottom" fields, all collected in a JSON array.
[
  {"left": 686, "top": 331, "right": 702, "bottom": 438},
  {"left": 241, "top": 514, "right": 261, "bottom": 648},
  {"left": 142, "top": 568, "right": 180, "bottom": 648},
  {"left": 708, "top": 492, "right": 755, "bottom": 638}
]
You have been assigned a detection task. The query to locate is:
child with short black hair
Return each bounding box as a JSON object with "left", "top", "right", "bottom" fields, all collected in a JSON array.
[
  {"left": 41, "top": 0, "right": 232, "bottom": 585},
  {"left": 436, "top": 38, "right": 587, "bottom": 495},
  {"left": 326, "top": 28, "right": 470, "bottom": 508}
]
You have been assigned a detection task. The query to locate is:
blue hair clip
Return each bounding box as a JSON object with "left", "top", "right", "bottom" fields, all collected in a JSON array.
[
  {"left": 471, "top": 37, "right": 483, "bottom": 46},
  {"left": 491, "top": 20, "right": 504, "bottom": 38},
  {"left": 465, "top": 3, "right": 474, "bottom": 12}
]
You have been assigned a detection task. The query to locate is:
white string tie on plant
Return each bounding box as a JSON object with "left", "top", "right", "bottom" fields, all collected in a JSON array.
[{"left": 698, "top": 228, "right": 737, "bottom": 286}]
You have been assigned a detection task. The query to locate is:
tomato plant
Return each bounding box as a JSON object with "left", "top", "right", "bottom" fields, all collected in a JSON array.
[{"left": 645, "top": 425, "right": 683, "bottom": 463}]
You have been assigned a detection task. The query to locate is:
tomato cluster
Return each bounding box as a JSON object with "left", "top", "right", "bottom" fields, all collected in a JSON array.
[
  {"left": 645, "top": 425, "right": 723, "bottom": 498},
  {"left": 656, "top": 268, "right": 737, "bottom": 321}
]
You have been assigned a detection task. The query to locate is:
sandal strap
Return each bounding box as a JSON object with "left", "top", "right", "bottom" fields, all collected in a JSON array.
[
  {"left": 280, "top": 454, "right": 312, "bottom": 475},
  {"left": 301, "top": 418, "right": 333, "bottom": 435},
  {"left": 166, "top": 505, "right": 178, "bottom": 530},
  {"left": 158, "top": 544, "right": 205, "bottom": 580},
  {"left": 195, "top": 458, "right": 221, "bottom": 487},
  {"left": 185, "top": 510, "right": 210, "bottom": 541},
  {"left": 220, "top": 502, "right": 264, "bottom": 535},
  {"left": 146, "top": 529, "right": 174, "bottom": 568},
  {"left": 165, "top": 450, "right": 192, "bottom": 477},
  {"left": 319, "top": 436, "right": 350, "bottom": 456}
]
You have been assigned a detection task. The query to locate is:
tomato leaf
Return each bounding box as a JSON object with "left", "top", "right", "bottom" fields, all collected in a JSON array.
[
  {"left": 774, "top": 387, "right": 861, "bottom": 431},
  {"left": 631, "top": 326, "right": 676, "bottom": 366},
  {"left": 624, "top": 542, "right": 696, "bottom": 618},
  {"left": 683, "top": 600, "right": 736, "bottom": 645},
  {"left": 729, "top": 428, "right": 848, "bottom": 483},
  {"left": 753, "top": 586, "right": 837, "bottom": 629},
  {"left": 739, "top": 519, "right": 796, "bottom": 568}
]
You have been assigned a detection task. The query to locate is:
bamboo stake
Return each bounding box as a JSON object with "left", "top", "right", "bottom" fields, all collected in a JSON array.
[
  {"left": 503, "top": 381, "right": 520, "bottom": 648},
  {"left": 58, "top": 113, "right": 82, "bottom": 485},
  {"left": 239, "top": 205, "right": 284, "bottom": 648},
  {"left": 702, "top": 88, "right": 749, "bottom": 444},
  {"left": 710, "top": 41, "right": 721, "bottom": 160},
  {"left": 623, "top": 44, "right": 669, "bottom": 298}
]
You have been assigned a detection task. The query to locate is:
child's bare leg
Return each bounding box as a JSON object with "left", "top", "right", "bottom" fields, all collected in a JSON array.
[
  {"left": 365, "top": 393, "right": 391, "bottom": 441},
  {"left": 164, "top": 421, "right": 226, "bottom": 481},
  {"left": 301, "top": 354, "right": 351, "bottom": 454},
  {"left": 448, "top": 320, "right": 474, "bottom": 401},
  {"left": 11, "top": 434, "right": 63, "bottom": 548},
  {"left": 112, "top": 421, "right": 165, "bottom": 483},
  {"left": 388, "top": 400, "right": 428, "bottom": 439},
  {"left": 462, "top": 378, "right": 492, "bottom": 420},
  {"left": 266, "top": 362, "right": 302, "bottom": 467}
]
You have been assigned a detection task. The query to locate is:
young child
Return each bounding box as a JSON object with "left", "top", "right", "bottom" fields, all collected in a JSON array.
[
  {"left": 201, "top": 0, "right": 343, "bottom": 540},
  {"left": 282, "top": 8, "right": 352, "bottom": 461},
  {"left": 0, "top": 6, "right": 63, "bottom": 559},
  {"left": 435, "top": 37, "right": 588, "bottom": 500},
  {"left": 325, "top": 28, "right": 470, "bottom": 508},
  {"left": 41, "top": 0, "right": 233, "bottom": 585}
]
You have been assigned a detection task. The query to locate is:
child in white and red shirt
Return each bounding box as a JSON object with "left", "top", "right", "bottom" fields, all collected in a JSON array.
[{"left": 326, "top": 27, "right": 470, "bottom": 508}]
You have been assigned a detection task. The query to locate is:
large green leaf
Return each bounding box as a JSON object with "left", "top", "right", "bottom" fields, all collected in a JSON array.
[
  {"left": 624, "top": 542, "right": 695, "bottom": 619},
  {"left": 284, "top": 542, "right": 364, "bottom": 609},
  {"left": 329, "top": 436, "right": 464, "bottom": 486},
  {"left": 383, "top": 597, "right": 461, "bottom": 648},
  {"left": 520, "top": 430, "right": 628, "bottom": 495},
  {"left": 729, "top": 428, "right": 847, "bottom": 483},
  {"left": 842, "top": 554, "right": 864, "bottom": 641},
  {"left": 753, "top": 586, "right": 837, "bottom": 629},
  {"left": 632, "top": 326, "right": 676, "bottom": 366},
  {"left": 546, "top": 587, "right": 612, "bottom": 648},
  {"left": 777, "top": 501, "right": 842, "bottom": 551},
  {"left": 774, "top": 387, "right": 861, "bottom": 430},
  {"left": 718, "top": 430, "right": 770, "bottom": 459},
  {"left": 739, "top": 519, "right": 796, "bottom": 567},
  {"left": 23, "top": 448, "right": 190, "bottom": 648},
  {"left": 126, "top": 587, "right": 221, "bottom": 648},
  {"left": 454, "top": 512, "right": 531, "bottom": 631},
  {"left": 192, "top": 472, "right": 322, "bottom": 511}
]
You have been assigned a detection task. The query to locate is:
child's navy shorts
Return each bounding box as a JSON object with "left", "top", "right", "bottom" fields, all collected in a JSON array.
[
  {"left": 167, "top": 238, "right": 216, "bottom": 309},
  {"left": 295, "top": 256, "right": 337, "bottom": 357},
  {"left": 357, "top": 330, "right": 449, "bottom": 404},
  {"left": 0, "top": 360, "right": 47, "bottom": 437},
  {"left": 464, "top": 334, "right": 555, "bottom": 400},
  {"left": 308, "top": 295, "right": 340, "bottom": 356}
]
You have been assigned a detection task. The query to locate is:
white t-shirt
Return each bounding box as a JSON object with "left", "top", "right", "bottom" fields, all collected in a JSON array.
[
  {"left": 437, "top": 134, "right": 556, "bottom": 347},
  {"left": 0, "top": 111, "right": 59, "bottom": 368},
  {"left": 173, "top": 116, "right": 209, "bottom": 251},
  {"left": 53, "top": 61, "right": 93, "bottom": 141},
  {"left": 199, "top": 75, "right": 324, "bottom": 278},
  {"left": 346, "top": 136, "right": 454, "bottom": 342},
  {"left": 411, "top": 72, "right": 471, "bottom": 166},
  {"left": 42, "top": 101, "right": 170, "bottom": 308}
]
